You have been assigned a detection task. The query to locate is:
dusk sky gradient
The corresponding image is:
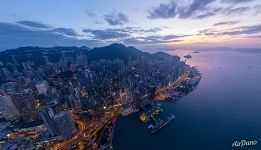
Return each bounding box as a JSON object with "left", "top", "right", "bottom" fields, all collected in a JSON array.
[{"left": 0, "top": 0, "right": 261, "bottom": 50}]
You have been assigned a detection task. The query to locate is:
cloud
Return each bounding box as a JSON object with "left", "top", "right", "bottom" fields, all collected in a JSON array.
[
  {"left": 82, "top": 27, "right": 186, "bottom": 45},
  {"left": 194, "top": 12, "right": 215, "bottom": 19},
  {"left": 16, "top": 21, "right": 51, "bottom": 29},
  {"left": 83, "top": 28, "right": 130, "bottom": 39},
  {"left": 199, "top": 24, "right": 261, "bottom": 36},
  {"left": 104, "top": 12, "right": 129, "bottom": 25},
  {"left": 254, "top": 4, "right": 261, "bottom": 15},
  {"left": 86, "top": 11, "right": 96, "bottom": 17},
  {"left": 0, "top": 21, "right": 181, "bottom": 50},
  {"left": 246, "top": 35, "right": 261, "bottom": 38},
  {"left": 213, "top": 20, "right": 240, "bottom": 26},
  {"left": 0, "top": 21, "right": 99, "bottom": 50},
  {"left": 148, "top": 0, "right": 215, "bottom": 19},
  {"left": 52, "top": 28, "right": 79, "bottom": 37},
  {"left": 178, "top": 0, "right": 215, "bottom": 19},
  {"left": 143, "top": 35, "right": 186, "bottom": 41},
  {"left": 120, "top": 27, "right": 164, "bottom": 34},
  {"left": 148, "top": 0, "right": 252, "bottom": 19},
  {"left": 148, "top": 1, "right": 178, "bottom": 19},
  {"left": 222, "top": 7, "right": 250, "bottom": 15},
  {"left": 123, "top": 38, "right": 182, "bottom": 45},
  {"left": 198, "top": 28, "right": 219, "bottom": 36},
  {"left": 82, "top": 27, "right": 167, "bottom": 40},
  {"left": 223, "top": 25, "right": 261, "bottom": 35},
  {"left": 122, "top": 36, "right": 183, "bottom": 45},
  {"left": 221, "top": 0, "right": 255, "bottom": 4}
]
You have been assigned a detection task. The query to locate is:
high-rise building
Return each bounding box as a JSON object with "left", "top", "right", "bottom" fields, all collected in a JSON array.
[
  {"left": 40, "top": 107, "right": 77, "bottom": 138},
  {"left": 1, "top": 68, "right": 11, "bottom": 77},
  {"left": 12, "top": 92, "right": 39, "bottom": 121},
  {"left": 1, "top": 82, "right": 17, "bottom": 96},
  {"left": 43, "top": 55, "right": 50, "bottom": 64},
  {"left": 0, "top": 96, "right": 20, "bottom": 120},
  {"left": 35, "top": 80, "right": 49, "bottom": 94},
  {"left": 40, "top": 107, "right": 59, "bottom": 137},
  {"left": 53, "top": 112, "right": 77, "bottom": 138}
]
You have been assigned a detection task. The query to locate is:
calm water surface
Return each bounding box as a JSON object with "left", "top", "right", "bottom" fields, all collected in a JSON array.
[{"left": 113, "top": 50, "right": 261, "bottom": 150}]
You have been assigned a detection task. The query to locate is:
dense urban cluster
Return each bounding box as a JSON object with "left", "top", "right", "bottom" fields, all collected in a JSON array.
[{"left": 0, "top": 44, "right": 186, "bottom": 149}]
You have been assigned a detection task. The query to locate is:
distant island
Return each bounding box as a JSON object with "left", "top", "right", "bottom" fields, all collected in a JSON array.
[
  {"left": 184, "top": 54, "right": 192, "bottom": 59},
  {"left": 192, "top": 50, "right": 200, "bottom": 54}
]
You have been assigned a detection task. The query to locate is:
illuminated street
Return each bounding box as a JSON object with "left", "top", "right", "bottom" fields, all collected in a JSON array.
[
  {"left": 47, "top": 106, "right": 120, "bottom": 150},
  {"left": 155, "top": 67, "right": 190, "bottom": 101}
]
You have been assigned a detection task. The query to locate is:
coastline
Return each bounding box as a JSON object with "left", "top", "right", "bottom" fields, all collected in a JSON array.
[
  {"left": 104, "top": 66, "right": 201, "bottom": 147},
  {"left": 155, "top": 66, "right": 201, "bottom": 102}
]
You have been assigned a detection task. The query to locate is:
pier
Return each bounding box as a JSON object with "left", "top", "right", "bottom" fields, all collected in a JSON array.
[{"left": 149, "top": 114, "right": 175, "bottom": 134}]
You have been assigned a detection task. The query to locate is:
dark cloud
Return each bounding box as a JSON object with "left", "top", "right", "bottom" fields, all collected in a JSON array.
[
  {"left": 119, "top": 27, "right": 164, "bottom": 34},
  {"left": 82, "top": 27, "right": 166, "bottom": 40},
  {"left": 221, "top": 0, "right": 255, "bottom": 4},
  {"left": 83, "top": 29, "right": 130, "bottom": 39},
  {"left": 213, "top": 20, "right": 240, "bottom": 26},
  {"left": 52, "top": 28, "right": 79, "bottom": 37},
  {"left": 254, "top": 4, "right": 261, "bottom": 15},
  {"left": 178, "top": 0, "right": 215, "bottom": 19},
  {"left": 123, "top": 33, "right": 186, "bottom": 45},
  {"left": 144, "top": 35, "right": 186, "bottom": 41},
  {"left": 223, "top": 25, "right": 261, "bottom": 35},
  {"left": 198, "top": 28, "right": 219, "bottom": 36},
  {"left": 0, "top": 21, "right": 185, "bottom": 50},
  {"left": 194, "top": 12, "right": 215, "bottom": 19},
  {"left": 122, "top": 37, "right": 182, "bottom": 45},
  {"left": 148, "top": 0, "right": 252, "bottom": 19},
  {"left": 86, "top": 11, "right": 96, "bottom": 17},
  {"left": 199, "top": 25, "right": 261, "bottom": 36},
  {"left": 16, "top": 21, "right": 50, "bottom": 29},
  {"left": 0, "top": 22, "right": 99, "bottom": 50},
  {"left": 82, "top": 27, "right": 186, "bottom": 45},
  {"left": 222, "top": 7, "right": 250, "bottom": 15},
  {"left": 148, "top": 1, "right": 178, "bottom": 19},
  {"left": 104, "top": 12, "right": 129, "bottom": 25},
  {"left": 148, "top": 0, "right": 215, "bottom": 19}
]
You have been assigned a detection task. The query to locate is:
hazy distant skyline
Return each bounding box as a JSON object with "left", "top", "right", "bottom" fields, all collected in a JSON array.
[{"left": 0, "top": 0, "right": 261, "bottom": 50}]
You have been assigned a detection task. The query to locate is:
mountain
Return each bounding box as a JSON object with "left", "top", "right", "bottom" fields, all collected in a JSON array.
[
  {"left": 152, "top": 51, "right": 175, "bottom": 60},
  {"left": 0, "top": 43, "right": 175, "bottom": 67},
  {"left": 0, "top": 46, "right": 90, "bottom": 67},
  {"left": 88, "top": 43, "right": 146, "bottom": 61}
]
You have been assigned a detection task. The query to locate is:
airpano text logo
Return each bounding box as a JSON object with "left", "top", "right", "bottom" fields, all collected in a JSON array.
[{"left": 232, "top": 140, "right": 257, "bottom": 148}]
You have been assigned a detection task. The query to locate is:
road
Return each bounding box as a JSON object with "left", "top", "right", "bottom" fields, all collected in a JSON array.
[
  {"left": 155, "top": 67, "right": 190, "bottom": 101},
  {"left": 47, "top": 107, "right": 120, "bottom": 150}
]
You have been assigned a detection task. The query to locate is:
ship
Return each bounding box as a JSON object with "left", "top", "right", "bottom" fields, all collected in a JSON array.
[{"left": 149, "top": 114, "right": 175, "bottom": 134}]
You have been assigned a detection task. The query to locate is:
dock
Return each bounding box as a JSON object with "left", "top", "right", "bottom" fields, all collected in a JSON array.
[{"left": 149, "top": 114, "right": 175, "bottom": 134}]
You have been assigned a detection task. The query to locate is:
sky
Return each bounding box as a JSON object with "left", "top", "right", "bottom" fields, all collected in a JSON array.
[{"left": 0, "top": 0, "right": 261, "bottom": 50}]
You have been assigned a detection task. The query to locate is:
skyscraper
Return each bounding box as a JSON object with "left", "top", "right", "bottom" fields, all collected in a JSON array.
[
  {"left": 40, "top": 107, "right": 77, "bottom": 138},
  {"left": 40, "top": 107, "right": 59, "bottom": 137},
  {"left": 35, "top": 80, "right": 49, "bottom": 94},
  {"left": 12, "top": 92, "right": 39, "bottom": 121},
  {"left": 53, "top": 112, "right": 77, "bottom": 138},
  {"left": 0, "top": 96, "right": 20, "bottom": 121}
]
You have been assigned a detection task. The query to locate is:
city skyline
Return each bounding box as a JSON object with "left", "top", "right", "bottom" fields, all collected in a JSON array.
[{"left": 0, "top": 0, "right": 261, "bottom": 50}]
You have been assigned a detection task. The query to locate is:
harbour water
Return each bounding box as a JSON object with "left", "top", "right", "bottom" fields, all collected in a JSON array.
[{"left": 113, "top": 50, "right": 261, "bottom": 150}]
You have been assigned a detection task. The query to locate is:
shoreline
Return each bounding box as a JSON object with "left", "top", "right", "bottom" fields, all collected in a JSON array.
[
  {"left": 61, "top": 65, "right": 202, "bottom": 149},
  {"left": 155, "top": 66, "right": 201, "bottom": 102},
  {"left": 105, "top": 66, "right": 202, "bottom": 146}
]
